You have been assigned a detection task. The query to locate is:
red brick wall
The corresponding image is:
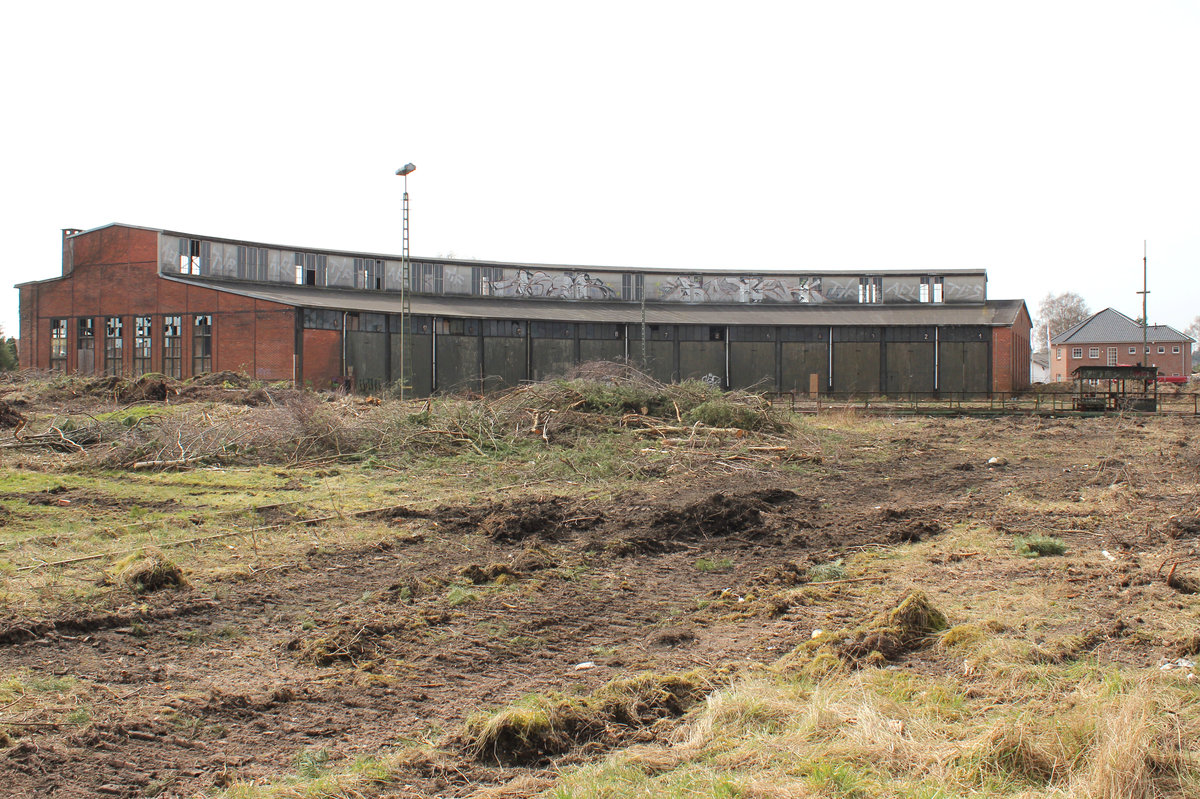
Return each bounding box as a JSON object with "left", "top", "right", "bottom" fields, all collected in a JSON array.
[
  {"left": 991, "top": 305, "right": 1032, "bottom": 393},
  {"left": 302, "top": 329, "right": 343, "bottom": 388},
  {"left": 21, "top": 226, "right": 297, "bottom": 380}
]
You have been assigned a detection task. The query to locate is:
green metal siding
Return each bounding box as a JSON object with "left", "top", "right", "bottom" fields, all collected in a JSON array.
[
  {"left": 530, "top": 339, "right": 575, "bottom": 381},
  {"left": 832, "top": 342, "right": 881, "bottom": 394},
  {"left": 483, "top": 337, "right": 527, "bottom": 391},
  {"left": 938, "top": 341, "right": 989, "bottom": 395},
  {"left": 729, "top": 342, "right": 776, "bottom": 391},
  {"left": 437, "top": 335, "right": 481, "bottom": 394},
  {"left": 679, "top": 342, "right": 725, "bottom": 385},
  {"left": 781, "top": 342, "right": 829, "bottom": 394},
  {"left": 884, "top": 342, "right": 936, "bottom": 395}
]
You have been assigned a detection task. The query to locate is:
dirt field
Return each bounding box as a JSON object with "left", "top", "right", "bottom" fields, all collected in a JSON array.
[{"left": 1, "top": 374, "right": 1198, "bottom": 798}]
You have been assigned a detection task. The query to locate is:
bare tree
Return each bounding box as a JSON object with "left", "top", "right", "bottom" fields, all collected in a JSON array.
[
  {"left": 1185, "top": 315, "right": 1200, "bottom": 342},
  {"left": 1033, "top": 292, "right": 1091, "bottom": 350}
]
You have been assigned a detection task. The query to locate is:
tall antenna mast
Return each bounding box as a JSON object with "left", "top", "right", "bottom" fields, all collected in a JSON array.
[{"left": 1137, "top": 240, "right": 1149, "bottom": 365}]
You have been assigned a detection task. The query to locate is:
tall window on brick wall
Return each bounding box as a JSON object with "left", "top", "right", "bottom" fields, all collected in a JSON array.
[
  {"left": 104, "top": 317, "right": 124, "bottom": 376},
  {"left": 133, "top": 316, "right": 153, "bottom": 376},
  {"left": 858, "top": 277, "right": 882, "bottom": 303},
  {"left": 50, "top": 318, "right": 68, "bottom": 371},
  {"left": 77, "top": 317, "right": 96, "bottom": 374},
  {"left": 162, "top": 316, "right": 182, "bottom": 379},
  {"left": 1107, "top": 347, "right": 1118, "bottom": 366},
  {"left": 179, "top": 239, "right": 208, "bottom": 275},
  {"left": 919, "top": 276, "right": 944, "bottom": 302},
  {"left": 354, "top": 258, "right": 383, "bottom": 290},
  {"left": 192, "top": 315, "right": 212, "bottom": 375},
  {"left": 294, "top": 252, "right": 327, "bottom": 286},
  {"left": 237, "top": 246, "right": 269, "bottom": 281}
]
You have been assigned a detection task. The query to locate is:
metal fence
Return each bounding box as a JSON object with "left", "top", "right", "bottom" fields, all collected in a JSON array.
[{"left": 766, "top": 390, "right": 1200, "bottom": 416}]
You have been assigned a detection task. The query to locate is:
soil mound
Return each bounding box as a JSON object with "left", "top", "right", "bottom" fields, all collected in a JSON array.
[
  {"left": 436, "top": 497, "right": 582, "bottom": 542},
  {"left": 104, "top": 548, "right": 187, "bottom": 593},
  {"left": 650, "top": 490, "right": 788, "bottom": 540},
  {"left": 0, "top": 400, "right": 25, "bottom": 429},
  {"left": 464, "top": 671, "right": 708, "bottom": 766},
  {"left": 187, "top": 371, "right": 254, "bottom": 388},
  {"left": 118, "top": 376, "right": 171, "bottom": 403}
]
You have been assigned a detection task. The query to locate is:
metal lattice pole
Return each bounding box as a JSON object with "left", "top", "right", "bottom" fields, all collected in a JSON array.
[{"left": 396, "top": 163, "right": 416, "bottom": 401}]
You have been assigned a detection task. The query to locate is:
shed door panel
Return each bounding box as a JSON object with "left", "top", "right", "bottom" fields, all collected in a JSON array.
[
  {"left": 781, "top": 342, "right": 828, "bottom": 394},
  {"left": 832, "top": 342, "right": 881, "bottom": 394},
  {"left": 728, "top": 342, "right": 776, "bottom": 391},
  {"left": 483, "top": 338, "right": 527, "bottom": 391},
  {"left": 580, "top": 339, "right": 624, "bottom": 364},
  {"left": 530, "top": 339, "right": 574, "bottom": 382},
  {"left": 938, "top": 341, "right": 989, "bottom": 395},
  {"left": 679, "top": 342, "right": 725, "bottom": 386},
  {"left": 392, "top": 333, "right": 432, "bottom": 397},
  {"left": 436, "top": 336, "right": 480, "bottom": 394},
  {"left": 884, "top": 342, "right": 936, "bottom": 395}
]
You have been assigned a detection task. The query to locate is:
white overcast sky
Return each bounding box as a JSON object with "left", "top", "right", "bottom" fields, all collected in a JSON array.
[{"left": 2, "top": 1, "right": 1197, "bottom": 340}]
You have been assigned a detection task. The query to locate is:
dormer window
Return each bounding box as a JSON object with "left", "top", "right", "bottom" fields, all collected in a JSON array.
[
  {"left": 295, "top": 252, "right": 327, "bottom": 286},
  {"left": 920, "top": 276, "right": 944, "bottom": 302},
  {"left": 179, "top": 239, "right": 207, "bottom": 275},
  {"left": 858, "top": 276, "right": 882, "bottom": 303},
  {"left": 355, "top": 258, "right": 383, "bottom": 290}
]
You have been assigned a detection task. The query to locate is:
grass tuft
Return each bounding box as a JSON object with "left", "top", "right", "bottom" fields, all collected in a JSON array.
[{"left": 1014, "top": 535, "right": 1068, "bottom": 557}]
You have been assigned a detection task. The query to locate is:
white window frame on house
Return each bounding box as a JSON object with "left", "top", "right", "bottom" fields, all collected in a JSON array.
[
  {"left": 1158, "top": 346, "right": 1165, "bottom": 354},
  {"left": 1072, "top": 347, "right": 1082, "bottom": 359},
  {"left": 1173, "top": 345, "right": 1180, "bottom": 354},
  {"left": 1056, "top": 348, "right": 1062, "bottom": 360},
  {"left": 1107, "top": 347, "right": 1118, "bottom": 366},
  {"left": 1088, "top": 347, "right": 1099, "bottom": 359},
  {"left": 1128, "top": 347, "right": 1136, "bottom": 354}
]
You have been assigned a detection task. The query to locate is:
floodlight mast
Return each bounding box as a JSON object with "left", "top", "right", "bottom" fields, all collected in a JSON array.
[{"left": 395, "top": 164, "right": 416, "bottom": 400}]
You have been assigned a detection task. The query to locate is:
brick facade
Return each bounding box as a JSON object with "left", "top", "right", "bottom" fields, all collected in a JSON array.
[
  {"left": 1050, "top": 340, "right": 1192, "bottom": 382},
  {"left": 18, "top": 224, "right": 1034, "bottom": 396},
  {"left": 19, "top": 227, "right": 299, "bottom": 382},
  {"left": 992, "top": 304, "right": 1032, "bottom": 393}
]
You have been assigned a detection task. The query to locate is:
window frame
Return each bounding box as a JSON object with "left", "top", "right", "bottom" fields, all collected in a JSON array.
[
  {"left": 50, "top": 318, "right": 68, "bottom": 371},
  {"left": 162, "top": 315, "right": 183, "bottom": 379},
  {"left": 1071, "top": 347, "right": 1082, "bottom": 359},
  {"left": 133, "top": 315, "right": 153, "bottom": 376},
  {"left": 104, "top": 316, "right": 124, "bottom": 376},
  {"left": 192, "top": 314, "right": 213, "bottom": 375}
]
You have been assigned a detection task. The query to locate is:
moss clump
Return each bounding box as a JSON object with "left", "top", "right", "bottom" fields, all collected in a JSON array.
[
  {"left": 1015, "top": 535, "right": 1068, "bottom": 557},
  {"left": 463, "top": 670, "right": 709, "bottom": 765},
  {"left": 459, "top": 562, "right": 519, "bottom": 584},
  {"left": 779, "top": 590, "right": 949, "bottom": 672},
  {"left": 104, "top": 548, "right": 186, "bottom": 593},
  {"left": 938, "top": 623, "right": 987, "bottom": 651}
]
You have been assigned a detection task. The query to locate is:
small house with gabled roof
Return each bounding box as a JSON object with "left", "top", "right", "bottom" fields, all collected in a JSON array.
[{"left": 1049, "top": 308, "right": 1193, "bottom": 382}]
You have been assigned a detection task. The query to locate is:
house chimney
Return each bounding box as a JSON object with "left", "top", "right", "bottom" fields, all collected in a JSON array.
[{"left": 62, "top": 228, "right": 82, "bottom": 274}]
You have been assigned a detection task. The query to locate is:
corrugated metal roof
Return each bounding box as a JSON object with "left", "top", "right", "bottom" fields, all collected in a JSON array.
[
  {"left": 163, "top": 275, "right": 1026, "bottom": 327},
  {"left": 1051, "top": 308, "right": 1194, "bottom": 344}
]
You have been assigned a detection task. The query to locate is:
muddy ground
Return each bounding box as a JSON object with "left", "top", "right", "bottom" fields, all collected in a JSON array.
[{"left": 1, "top": 412, "right": 1199, "bottom": 797}]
